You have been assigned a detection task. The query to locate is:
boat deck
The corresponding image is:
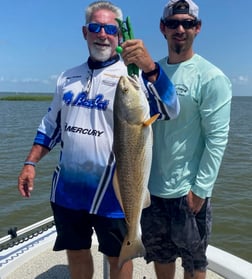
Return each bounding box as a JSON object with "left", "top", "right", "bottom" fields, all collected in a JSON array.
[
  {"left": 4, "top": 245, "right": 224, "bottom": 279},
  {"left": 2, "top": 220, "right": 251, "bottom": 278}
]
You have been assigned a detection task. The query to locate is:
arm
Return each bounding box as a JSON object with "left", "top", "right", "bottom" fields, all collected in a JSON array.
[
  {"left": 18, "top": 144, "right": 49, "bottom": 197},
  {"left": 191, "top": 74, "right": 232, "bottom": 200},
  {"left": 142, "top": 64, "right": 180, "bottom": 120},
  {"left": 18, "top": 78, "right": 62, "bottom": 198}
]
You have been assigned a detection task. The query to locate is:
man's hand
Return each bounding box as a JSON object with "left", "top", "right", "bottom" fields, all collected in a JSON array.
[
  {"left": 187, "top": 190, "right": 205, "bottom": 214},
  {"left": 18, "top": 165, "right": 36, "bottom": 197},
  {"left": 120, "top": 39, "right": 156, "bottom": 74}
]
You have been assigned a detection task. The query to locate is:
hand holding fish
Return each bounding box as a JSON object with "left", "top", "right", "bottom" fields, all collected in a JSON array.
[
  {"left": 120, "top": 39, "right": 155, "bottom": 71},
  {"left": 120, "top": 39, "right": 158, "bottom": 81},
  {"left": 115, "top": 17, "right": 157, "bottom": 80}
]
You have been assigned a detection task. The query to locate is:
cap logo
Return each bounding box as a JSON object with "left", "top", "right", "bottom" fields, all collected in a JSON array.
[{"left": 172, "top": 1, "right": 190, "bottom": 15}]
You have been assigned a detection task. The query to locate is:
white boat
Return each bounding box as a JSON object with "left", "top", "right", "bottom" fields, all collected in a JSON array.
[{"left": 0, "top": 217, "right": 252, "bottom": 279}]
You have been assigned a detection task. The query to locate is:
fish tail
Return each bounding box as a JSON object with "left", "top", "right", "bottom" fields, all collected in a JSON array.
[{"left": 118, "top": 236, "right": 146, "bottom": 269}]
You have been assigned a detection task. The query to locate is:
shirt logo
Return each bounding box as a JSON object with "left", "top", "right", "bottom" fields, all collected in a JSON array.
[
  {"left": 175, "top": 84, "right": 188, "bottom": 96},
  {"left": 63, "top": 91, "right": 109, "bottom": 111},
  {"left": 64, "top": 123, "right": 104, "bottom": 137}
]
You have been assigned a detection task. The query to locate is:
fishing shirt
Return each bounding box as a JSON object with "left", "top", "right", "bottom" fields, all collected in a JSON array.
[
  {"left": 34, "top": 56, "right": 179, "bottom": 218},
  {"left": 149, "top": 54, "right": 232, "bottom": 199}
]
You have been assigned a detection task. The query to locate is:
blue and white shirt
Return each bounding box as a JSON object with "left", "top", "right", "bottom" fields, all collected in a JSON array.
[{"left": 34, "top": 56, "right": 179, "bottom": 218}]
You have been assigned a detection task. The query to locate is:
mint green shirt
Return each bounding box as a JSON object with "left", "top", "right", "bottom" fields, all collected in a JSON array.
[{"left": 149, "top": 54, "right": 232, "bottom": 199}]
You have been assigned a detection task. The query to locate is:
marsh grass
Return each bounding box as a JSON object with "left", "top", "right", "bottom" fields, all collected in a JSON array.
[{"left": 0, "top": 94, "right": 53, "bottom": 101}]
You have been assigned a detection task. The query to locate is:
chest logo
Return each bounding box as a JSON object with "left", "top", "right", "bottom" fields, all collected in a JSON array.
[{"left": 63, "top": 91, "right": 109, "bottom": 111}]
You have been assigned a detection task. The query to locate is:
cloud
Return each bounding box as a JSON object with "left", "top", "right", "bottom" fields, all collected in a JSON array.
[
  {"left": 0, "top": 75, "right": 58, "bottom": 93},
  {"left": 231, "top": 75, "right": 252, "bottom": 96},
  {"left": 21, "top": 78, "right": 40, "bottom": 83},
  {"left": 0, "top": 75, "right": 57, "bottom": 85},
  {"left": 49, "top": 74, "right": 58, "bottom": 81},
  {"left": 232, "top": 75, "right": 249, "bottom": 85}
]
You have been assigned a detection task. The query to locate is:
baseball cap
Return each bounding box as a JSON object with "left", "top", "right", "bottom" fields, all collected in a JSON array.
[{"left": 162, "top": 0, "right": 199, "bottom": 19}]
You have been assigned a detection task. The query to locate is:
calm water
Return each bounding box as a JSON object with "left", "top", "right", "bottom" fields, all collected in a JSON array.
[{"left": 0, "top": 95, "right": 251, "bottom": 262}]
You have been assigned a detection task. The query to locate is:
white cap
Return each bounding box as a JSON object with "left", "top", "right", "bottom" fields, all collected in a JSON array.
[{"left": 162, "top": 0, "right": 199, "bottom": 20}]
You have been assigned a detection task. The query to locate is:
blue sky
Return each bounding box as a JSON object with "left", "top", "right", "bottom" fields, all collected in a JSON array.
[{"left": 0, "top": 0, "right": 251, "bottom": 96}]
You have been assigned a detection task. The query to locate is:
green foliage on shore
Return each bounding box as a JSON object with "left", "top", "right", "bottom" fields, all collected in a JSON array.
[{"left": 0, "top": 94, "right": 53, "bottom": 101}]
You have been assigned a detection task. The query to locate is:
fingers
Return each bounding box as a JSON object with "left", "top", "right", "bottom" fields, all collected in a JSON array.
[
  {"left": 18, "top": 177, "right": 33, "bottom": 198},
  {"left": 18, "top": 166, "right": 35, "bottom": 198},
  {"left": 120, "top": 39, "right": 155, "bottom": 72},
  {"left": 121, "top": 39, "right": 145, "bottom": 63},
  {"left": 187, "top": 191, "right": 205, "bottom": 214},
  {"left": 20, "top": 182, "right": 33, "bottom": 198}
]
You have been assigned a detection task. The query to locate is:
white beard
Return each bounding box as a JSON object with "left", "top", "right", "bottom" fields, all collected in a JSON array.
[{"left": 89, "top": 43, "right": 112, "bottom": 62}]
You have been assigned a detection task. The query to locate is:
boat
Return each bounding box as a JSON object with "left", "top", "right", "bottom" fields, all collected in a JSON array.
[{"left": 0, "top": 216, "right": 252, "bottom": 279}]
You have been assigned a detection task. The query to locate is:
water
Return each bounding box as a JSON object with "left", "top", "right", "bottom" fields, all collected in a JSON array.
[{"left": 0, "top": 95, "right": 251, "bottom": 262}]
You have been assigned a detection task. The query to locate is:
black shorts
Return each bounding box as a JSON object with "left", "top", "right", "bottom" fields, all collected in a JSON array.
[
  {"left": 51, "top": 202, "right": 127, "bottom": 257},
  {"left": 141, "top": 195, "right": 212, "bottom": 275}
]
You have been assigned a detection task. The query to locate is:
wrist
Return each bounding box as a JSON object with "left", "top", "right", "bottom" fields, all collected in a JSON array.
[
  {"left": 142, "top": 63, "right": 159, "bottom": 78},
  {"left": 24, "top": 161, "right": 36, "bottom": 167}
]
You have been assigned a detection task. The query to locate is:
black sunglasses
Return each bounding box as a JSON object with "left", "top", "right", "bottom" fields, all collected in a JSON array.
[
  {"left": 87, "top": 23, "right": 118, "bottom": 35},
  {"left": 162, "top": 19, "right": 198, "bottom": 30}
]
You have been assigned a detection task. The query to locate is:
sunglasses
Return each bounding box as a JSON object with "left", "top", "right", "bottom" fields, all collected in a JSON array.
[
  {"left": 162, "top": 19, "right": 198, "bottom": 29},
  {"left": 87, "top": 23, "right": 118, "bottom": 35}
]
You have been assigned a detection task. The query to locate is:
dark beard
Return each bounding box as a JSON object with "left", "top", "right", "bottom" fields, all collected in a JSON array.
[{"left": 174, "top": 44, "right": 182, "bottom": 54}]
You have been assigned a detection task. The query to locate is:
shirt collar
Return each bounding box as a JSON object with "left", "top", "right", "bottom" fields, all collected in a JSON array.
[{"left": 87, "top": 55, "right": 120, "bottom": 70}]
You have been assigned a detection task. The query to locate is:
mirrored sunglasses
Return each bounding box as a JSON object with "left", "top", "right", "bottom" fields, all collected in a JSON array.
[
  {"left": 163, "top": 19, "right": 198, "bottom": 29},
  {"left": 87, "top": 23, "right": 118, "bottom": 35}
]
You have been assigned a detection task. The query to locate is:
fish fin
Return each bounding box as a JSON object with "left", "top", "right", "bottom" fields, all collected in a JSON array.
[
  {"left": 112, "top": 169, "right": 125, "bottom": 212},
  {"left": 118, "top": 235, "right": 146, "bottom": 269},
  {"left": 143, "top": 113, "right": 160, "bottom": 126},
  {"left": 143, "top": 191, "right": 151, "bottom": 209}
]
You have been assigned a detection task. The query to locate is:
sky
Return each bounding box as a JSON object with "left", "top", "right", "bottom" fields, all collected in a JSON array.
[{"left": 0, "top": 0, "right": 251, "bottom": 96}]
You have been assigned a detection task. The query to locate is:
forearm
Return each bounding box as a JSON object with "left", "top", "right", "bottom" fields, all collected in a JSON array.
[
  {"left": 192, "top": 73, "right": 232, "bottom": 198},
  {"left": 24, "top": 144, "right": 50, "bottom": 163},
  {"left": 144, "top": 65, "right": 180, "bottom": 120},
  {"left": 192, "top": 89, "right": 231, "bottom": 198},
  {"left": 18, "top": 144, "right": 49, "bottom": 198},
  {"left": 192, "top": 145, "right": 227, "bottom": 198}
]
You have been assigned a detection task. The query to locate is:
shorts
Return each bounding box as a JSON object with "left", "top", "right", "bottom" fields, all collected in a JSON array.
[
  {"left": 51, "top": 202, "right": 127, "bottom": 257},
  {"left": 141, "top": 195, "right": 212, "bottom": 275}
]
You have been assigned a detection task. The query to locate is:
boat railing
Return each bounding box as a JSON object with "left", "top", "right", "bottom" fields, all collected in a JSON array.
[
  {"left": 1, "top": 216, "right": 252, "bottom": 279},
  {"left": 0, "top": 216, "right": 55, "bottom": 252}
]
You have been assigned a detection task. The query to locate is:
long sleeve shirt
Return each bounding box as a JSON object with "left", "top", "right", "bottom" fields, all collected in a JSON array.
[
  {"left": 149, "top": 54, "right": 232, "bottom": 199},
  {"left": 34, "top": 57, "right": 179, "bottom": 217}
]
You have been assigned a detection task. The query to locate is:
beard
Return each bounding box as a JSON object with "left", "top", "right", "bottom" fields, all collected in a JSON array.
[
  {"left": 171, "top": 33, "right": 194, "bottom": 55},
  {"left": 89, "top": 42, "right": 112, "bottom": 62},
  {"left": 173, "top": 44, "right": 183, "bottom": 54}
]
